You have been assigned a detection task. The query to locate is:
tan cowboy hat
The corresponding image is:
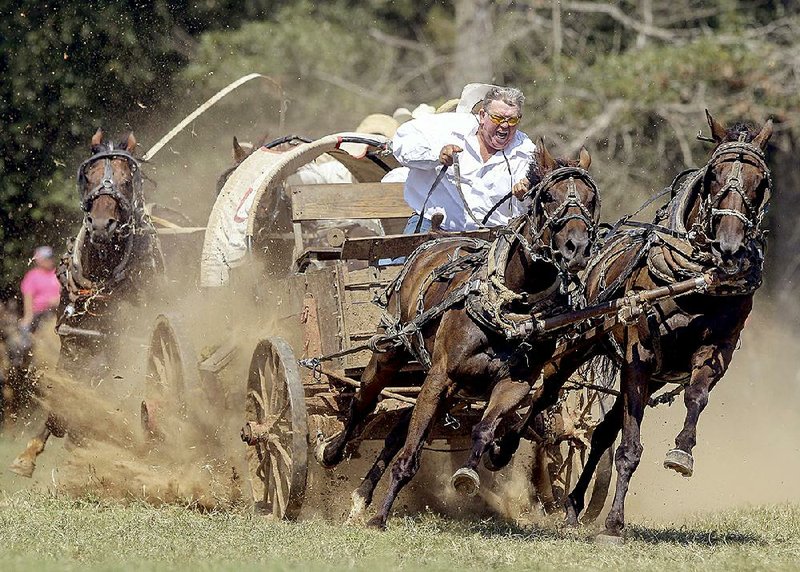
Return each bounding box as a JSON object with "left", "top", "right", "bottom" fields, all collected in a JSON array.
[
  {"left": 456, "top": 83, "right": 502, "bottom": 114},
  {"left": 355, "top": 113, "right": 399, "bottom": 138},
  {"left": 340, "top": 113, "right": 399, "bottom": 158},
  {"left": 436, "top": 98, "right": 459, "bottom": 113}
]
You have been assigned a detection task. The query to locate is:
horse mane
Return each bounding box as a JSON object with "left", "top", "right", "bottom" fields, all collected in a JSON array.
[
  {"left": 526, "top": 157, "right": 578, "bottom": 188},
  {"left": 723, "top": 122, "right": 758, "bottom": 143}
]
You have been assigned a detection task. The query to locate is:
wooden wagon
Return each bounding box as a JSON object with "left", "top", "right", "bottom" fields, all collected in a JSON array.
[{"left": 141, "top": 132, "right": 618, "bottom": 520}]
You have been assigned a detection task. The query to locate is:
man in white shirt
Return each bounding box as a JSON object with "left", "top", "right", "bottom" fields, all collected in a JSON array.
[{"left": 392, "top": 85, "right": 535, "bottom": 232}]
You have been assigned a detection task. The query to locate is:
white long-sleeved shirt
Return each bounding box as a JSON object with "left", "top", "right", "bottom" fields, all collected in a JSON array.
[{"left": 391, "top": 112, "right": 536, "bottom": 230}]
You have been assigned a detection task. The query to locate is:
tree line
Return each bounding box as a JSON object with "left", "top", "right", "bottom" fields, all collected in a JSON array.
[{"left": 2, "top": 1, "right": 798, "bottom": 320}]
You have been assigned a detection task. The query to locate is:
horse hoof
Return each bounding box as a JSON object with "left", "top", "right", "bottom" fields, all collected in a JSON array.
[
  {"left": 664, "top": 448, "right": 694, "bottom": 477},
  {"left": 594, "top": 532, "right": 624, "bottom": 545},
  {"left": 450, "top": 467, "right": 480, "bottom": 497},
  {"left": 9, "top": 457, "right": 35, "bottom": 478},
  {"left": 346, "top": 491, "right": 368, "bottom": 525},
  {"left": 313, "top": 432, "right": 339, "bottom": 469},
  {"left": 365, "top": 515, "right": 387, "bottom": 530}
]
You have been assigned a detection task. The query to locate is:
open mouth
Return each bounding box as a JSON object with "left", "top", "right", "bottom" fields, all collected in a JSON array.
[{"left": 493, "top": 128, "right": 509, "bottom": 146}]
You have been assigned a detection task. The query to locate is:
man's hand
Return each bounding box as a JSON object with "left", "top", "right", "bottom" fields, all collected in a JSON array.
[
  {"left": 512, "top": 178, "right": 530, "bottom": 200},
  {"left": 438, "top": 144, "right": 463, "bottom": 166}
]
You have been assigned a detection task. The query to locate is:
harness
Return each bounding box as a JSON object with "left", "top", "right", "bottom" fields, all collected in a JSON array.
[
  {"left": 59, "top": 145, "right": 162, "bottom": 325},
  {"left": 77, "top": 147, "right": 145, "bottom": 229},
  {"left": 375, "top": 166, "right": 600, "bottom": 371},
  {"left": 582, "top": 135, "right": 770, "bottom": 385}
]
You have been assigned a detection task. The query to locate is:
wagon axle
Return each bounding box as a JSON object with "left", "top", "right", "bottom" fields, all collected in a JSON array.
[{"left": 240, "top": 418, "right": 280, "bottom": 446}]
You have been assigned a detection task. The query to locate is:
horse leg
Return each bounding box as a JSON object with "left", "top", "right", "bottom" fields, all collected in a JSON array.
[
  {"left": 366, "top": 364, "right": 452, "bottom": 530},
  {"left": 347, "top": 408, "right": 412, "bottom": 523},
  {"left": 317, "top": 345, "right": 405, "bottom": 468},
  {"left": 451, "top": 378, "right": 530, "bottom": 497},
  {"left": 564, "top": 395, "right": 623, "bottom": 525},
  {"left": 602, "top": 328, "right": 654, "bottom": 539},
  {"left": 8, "top": 413, "right": 65, "bottom": 478},
  {"left": 665, "top": 342, "right": 735, "bottom": 477},
  {"left": 486, "top": 348, "right": 593, "bottom": 471}
]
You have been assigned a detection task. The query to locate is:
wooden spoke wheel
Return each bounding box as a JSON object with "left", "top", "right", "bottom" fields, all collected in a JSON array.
[
  {"left": 531, "top": 386, "right": 613, "bottom": 521},
  {"left": 142, "top": 314, "right": 201, "bottom": 439},
  {"left": 242, "top": 337, "right": 308, "bottom": 520}
]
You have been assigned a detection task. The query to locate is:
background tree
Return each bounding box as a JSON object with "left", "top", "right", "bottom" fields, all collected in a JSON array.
[{"left": 2, "top": 0, "right": 798, "bottom": 324}]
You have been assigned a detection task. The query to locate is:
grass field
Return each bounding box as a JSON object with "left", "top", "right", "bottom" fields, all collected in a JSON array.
[{"left": 0, "top": 492, "right": 798, "bottom": 571}]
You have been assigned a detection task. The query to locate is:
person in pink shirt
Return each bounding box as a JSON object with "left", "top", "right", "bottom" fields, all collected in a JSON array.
[{"left": 19, "top": 246, "right": 61, "bottom": 333}]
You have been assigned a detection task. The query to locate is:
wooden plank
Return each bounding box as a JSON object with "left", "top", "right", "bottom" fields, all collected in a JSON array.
[
  {"left": 291, "top": 183, "right": 410, "bottom": 221},
  {"left": 340, "top": 229, "right": 498, "bottom": 261}
]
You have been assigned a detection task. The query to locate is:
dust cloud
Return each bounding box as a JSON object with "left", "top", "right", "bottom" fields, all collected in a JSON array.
[{"left": 2, "top": 88, "right": 798, "bottom": 528}]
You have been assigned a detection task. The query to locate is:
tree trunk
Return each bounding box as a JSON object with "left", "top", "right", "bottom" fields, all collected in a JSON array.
[
  {"left": 765, "top": 130, "right": 800, "bottom": 329},
  {"left": 449, "top": 0, "right": 495, "bottom": 95}
]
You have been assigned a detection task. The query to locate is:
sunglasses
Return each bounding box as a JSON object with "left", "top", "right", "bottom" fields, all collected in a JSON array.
[{"left": 486, "top": 112, "right": 521, "bottom": 126}]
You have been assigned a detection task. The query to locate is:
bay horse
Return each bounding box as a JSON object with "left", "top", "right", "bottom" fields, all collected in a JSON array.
[
  {"left": 10, "top": 128, "right": 164, "bottom": 477},
  {"left": 317, "top": 138, "right": 601, "bottom": 528},
  {"left": 488, "top": 111, "right": 773, "bottom": 539}
]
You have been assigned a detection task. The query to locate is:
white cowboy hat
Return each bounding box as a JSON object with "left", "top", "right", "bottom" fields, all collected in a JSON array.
[
  {"left": 435, "top": 98, "right": 459, "bottom": 113},
  {"left": 392, "top": 107, "right": 413, "bottom": 124},
  {"left": 456, "top": 83, "right": 502, "bottom": 114},
  {"left": 411, "top": 103, "right": 436, "bottom": 118}
]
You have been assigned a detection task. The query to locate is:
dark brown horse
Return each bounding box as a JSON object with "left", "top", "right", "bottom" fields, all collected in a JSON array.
[
  {"left": 10, "top": 128, "right": 164, "bottom": 477},
  {"left": 317, "top": 138, "right": 601, "bottom": 528},
  {"left": 488, "top": 111, "right": 773, "bottom": 539}
]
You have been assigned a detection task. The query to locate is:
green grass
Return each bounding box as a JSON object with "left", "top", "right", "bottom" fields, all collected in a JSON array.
[{"left": 0, "top": 492, "right": 799, "bottom": 571}]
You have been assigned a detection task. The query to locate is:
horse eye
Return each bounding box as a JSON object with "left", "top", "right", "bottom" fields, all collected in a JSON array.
[{"left": 541, "top": 191, "right": 554, "bottom": 203}]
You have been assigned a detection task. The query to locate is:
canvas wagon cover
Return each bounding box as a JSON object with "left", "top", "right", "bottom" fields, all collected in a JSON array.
[{"left": 200, "top": 133, "right": 394, "bottom": 287}]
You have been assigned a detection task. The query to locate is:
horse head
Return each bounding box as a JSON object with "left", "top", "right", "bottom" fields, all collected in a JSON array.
[
  {"left": 78, "top": 128, "right": 141, "bottom": 244},
  {"left": 702, "top": 110, "right": 773, "bottom": 271},
  {"left": 527, "top": 138, "right": 600, "bottom": 273}
]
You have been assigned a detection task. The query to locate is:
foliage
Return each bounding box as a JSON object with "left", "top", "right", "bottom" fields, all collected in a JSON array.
[{"left": 3, "top": 0, "right": 800, "bottom": 300}]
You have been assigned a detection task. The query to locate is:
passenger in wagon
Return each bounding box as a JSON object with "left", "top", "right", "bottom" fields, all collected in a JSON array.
[{"left": 391, "top": 84, "right": 536, "bottom": 233}]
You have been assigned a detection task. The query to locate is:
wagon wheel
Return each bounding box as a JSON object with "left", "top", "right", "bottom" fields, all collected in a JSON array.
[
  {"left": 141, "top": 314, "right": 202, "bottom": 440},
  {"left": 531, "top": 387, "right": 613, "bottom": 521},
  {"left": 242, "top": 337, "right": 308, "bottom": 520}
]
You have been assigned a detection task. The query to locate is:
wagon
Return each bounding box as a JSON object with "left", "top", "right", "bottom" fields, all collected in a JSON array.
[{"left": 141, "top": 132, "right": 621, "bottom": 520}]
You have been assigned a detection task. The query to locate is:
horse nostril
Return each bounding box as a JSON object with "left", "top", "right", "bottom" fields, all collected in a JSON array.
[
  {"left": 87, "top": 216, "right": 94, "bottom": 226},
  {"left": 564, "top": 239, "right": 576, "bottom": 254}
]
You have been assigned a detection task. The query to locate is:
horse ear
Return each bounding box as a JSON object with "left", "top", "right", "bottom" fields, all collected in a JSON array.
[
  {"left": 536, "top": 136, "right": 557, "bottom": 172},
  {"left": 705, "top": 109, "right": 727, "bottom": 143},
  {"left": 91, "top": 128, "right": 104, "bottom": 149},
  {"left": 123, "top": 132, "right": 137, "bottom": 153},
  {"left": 578, "top": 146, "right": 591, "bottom": 170},
  {"left": 233, "top": 136, "right": 248, "bottom": 163},
  {"left": 752, "top": 118, "right": 773, "bottom": 150}
]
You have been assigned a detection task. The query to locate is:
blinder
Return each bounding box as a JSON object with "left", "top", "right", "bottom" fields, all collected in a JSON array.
[
  {"left": 701, "top": 137, "right": 771, "bottom": 239},
  {"left": 523, "top": 166, "right": 601, "bottom": 254},
  {"left": 77, "top": 148, "right": 142, "bottom": 223}
]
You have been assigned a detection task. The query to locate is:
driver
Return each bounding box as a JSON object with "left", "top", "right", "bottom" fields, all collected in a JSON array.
[{"left": 391, "top": 84, "right": 536, "bottom": 232}]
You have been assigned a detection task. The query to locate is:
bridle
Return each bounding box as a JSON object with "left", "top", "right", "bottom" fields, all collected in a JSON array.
[
  {"left": 517, "top": 166, "right": 601, "bottom": 265},
  {"left": 700, "top": 135, "right": 771, "bottom": 242},
  {"left": 77, "top": 147, "right": 144, "bottom": 236}
]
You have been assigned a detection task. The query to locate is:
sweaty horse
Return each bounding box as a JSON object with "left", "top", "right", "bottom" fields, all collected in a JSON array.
[{"left": 318, "top": 138, "right": 601, "bottom": 528}]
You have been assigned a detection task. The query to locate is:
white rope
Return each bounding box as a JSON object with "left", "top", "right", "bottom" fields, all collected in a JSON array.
[{"left": 142, "top": 73, "right": 284, "bottom": 162}]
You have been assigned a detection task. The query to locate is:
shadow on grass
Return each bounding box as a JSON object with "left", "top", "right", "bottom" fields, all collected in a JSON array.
[
  {"left": 398, "top": 512, "right": 764, "bottom": 546},
  {"left": 627, "top": 525, "right": 763, "bottom": 546}
]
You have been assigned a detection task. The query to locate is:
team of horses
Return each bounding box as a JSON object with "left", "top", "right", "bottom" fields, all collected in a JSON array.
[{"left": 7, "top": 111, "right": 774, "bottom": 540}]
